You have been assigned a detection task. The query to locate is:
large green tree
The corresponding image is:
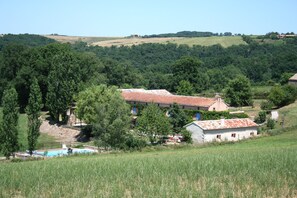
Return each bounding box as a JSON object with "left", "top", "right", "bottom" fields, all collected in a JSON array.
[
  {"left": 176, "top": 80, "right": 194, "bottom": 96},
  {"left": 168, "top": 103, "right": 188, "bottom": 133},
  {"left": 137, "top": 104, "right": 171, "bottom": 143},
  {"left": 225, "top": 75, "right": 253, "bottom": 107},
  {"left": 171, "top": 56, "right": 209, "bottom": 93},
  {"left": 26, "top": 78, "right": 42, "bottom": 155},
  {"left": 76, "top": 85, "right": 130, "bottom": 148},
  {"left": 46, "top": 52, "right": 80, "bottom": 123},
  {"left": 268, "top": 85, "right": 297, "bottom": 108},
  {"left": 0, "top": 88, "right": 19, "bottom": 159}
]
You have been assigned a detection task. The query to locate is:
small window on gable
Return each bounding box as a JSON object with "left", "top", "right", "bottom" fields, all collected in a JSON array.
[
  {"left": 231, "top": 133, "right": 236, "bottom": 138},
  {"left": 216, "top": 135, "right": 221, "bottom": 139}
]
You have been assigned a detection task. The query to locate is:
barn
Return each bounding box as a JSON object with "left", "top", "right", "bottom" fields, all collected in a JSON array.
[
  {"left": 121, "top": 89, "right": 229, "bottom": 113},
  {"left": 185, "top": 118, "right": 258, "bottom": 144}
]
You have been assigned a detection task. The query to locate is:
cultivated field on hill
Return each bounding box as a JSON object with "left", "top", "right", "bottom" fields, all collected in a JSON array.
[
  {"left": 1, "top": 98, "right": 297, "bottom": 198},
  {"left": 44, "top": 35, "right": 246, "bottom": 47},
  {"left": 44, "top": 35, "right": 121, "bottom": 44}
]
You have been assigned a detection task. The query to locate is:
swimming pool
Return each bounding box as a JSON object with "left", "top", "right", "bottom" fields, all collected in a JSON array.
[{"left": 35, "top": 148, "right": 96, "bottom": 157}]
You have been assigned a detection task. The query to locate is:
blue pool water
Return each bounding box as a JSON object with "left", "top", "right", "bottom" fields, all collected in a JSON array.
[{"left": 35, "top": 148, "right": 96, "bottom": 157}]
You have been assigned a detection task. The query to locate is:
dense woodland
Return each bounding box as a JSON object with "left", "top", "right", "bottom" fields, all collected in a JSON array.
[{"left": 0, "top": 34, "right": 297, "bottom": 113}]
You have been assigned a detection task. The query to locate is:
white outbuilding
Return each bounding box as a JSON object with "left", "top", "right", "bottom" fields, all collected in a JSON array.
[{"left": 185, "top": 118, "right": 258, "bottom": 144}]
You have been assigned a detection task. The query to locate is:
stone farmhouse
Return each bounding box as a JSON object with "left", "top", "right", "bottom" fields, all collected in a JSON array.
[
  {"left": 185, "top": 118, "right": 258, "bottom": 144},
  {"left": 288, "top": 73, "right": 297, "bottom": 86},
  {"left": 121, "top": 89, "right": 229, "bottom": 114}
]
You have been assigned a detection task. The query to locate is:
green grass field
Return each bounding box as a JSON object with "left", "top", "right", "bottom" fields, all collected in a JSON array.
[
  {"left": 163, "top": 36, "right": 246, "bottom": 47},
  {"left": 0, "top": 130, "right": 296, "bottom": 197}
]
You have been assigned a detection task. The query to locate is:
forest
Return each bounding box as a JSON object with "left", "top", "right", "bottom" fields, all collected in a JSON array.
[{"left": 0, "top": 34, "right": 297, "bottom": 113}]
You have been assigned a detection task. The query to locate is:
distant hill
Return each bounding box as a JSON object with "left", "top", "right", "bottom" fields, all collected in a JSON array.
[{"left": 44, "top": 34, "right": 246, "bottom": 48}]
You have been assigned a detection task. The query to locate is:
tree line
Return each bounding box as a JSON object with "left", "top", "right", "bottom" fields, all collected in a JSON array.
[{"left": 1, "top": 34, "right": 297, "bottom": 119}]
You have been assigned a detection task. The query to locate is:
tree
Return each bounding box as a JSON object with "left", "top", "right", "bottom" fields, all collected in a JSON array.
[
  {"left": 76, "top": 85, "right": 130, "bottom": 148},
  {"left": 255, "top": 111, "right": 266, "bottom": 124},
  {"left": 280, "top": 72, "right": 294, "bottom": 85},
  {"left": 176, "top": 80, "right": 194, "bottom": 96},
  {"left": 26, "top": 78, "right": 42, "bottom": 155},
  {"left": 0, "top": 88, "right": 19, "bottom": 159},
  {"left": 46, "top": 52, "right": 80, "bottom": 123},
  {"left": 168, "top": 103, "right": 188, "bottom": 133},
  {"left": 225, "top": 75, "right": 253, "bottom": 107},
  {"left": 268, "top": 85, "right": 297, "bottom": 108},
  {"left": 137, "top": 104, "right": 171, "bottom": 143},
  {"left": 171, "top": 56, "right": 209, "bottom": 93},
  {"left": 267, "top": 118, "right": 275, "bottom": 129}
]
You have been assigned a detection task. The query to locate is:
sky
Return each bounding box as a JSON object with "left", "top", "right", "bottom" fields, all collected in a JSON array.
[{"left": 1, "top": 0, "right": 297, "bottom": 37}]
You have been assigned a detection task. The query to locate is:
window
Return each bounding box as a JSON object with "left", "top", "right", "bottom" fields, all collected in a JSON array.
[
  {"left": 231, "top": 133, "right": 236, "bottom": 138},
  {"left": 195, "top": 113, "right": 201, "bottom": 120},
  {"left": 132, "top": 107, "right": 137, "bottom": 115},
  {"left": 213, "top": 107, "right": 216, "bottom": 111},
  {"left": 216, "top": 135, "right": 221, "bottom": 139},
  {"left": 250, "top": 132, "right": 254, "bottom": 136}
]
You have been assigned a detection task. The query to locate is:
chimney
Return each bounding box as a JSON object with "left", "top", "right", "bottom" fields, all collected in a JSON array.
[{"left": 215, "top": 93, "right": 221, "bottom": 102}]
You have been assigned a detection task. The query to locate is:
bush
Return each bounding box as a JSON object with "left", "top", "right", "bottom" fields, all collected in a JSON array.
[
  {"left": 255, "top": 111, "right": 266, "bottom": 124},
  {"left": 181, "top": 129, "right": 192, "bottom": 144},
  {"left": 124, "top": 131, "right": 147, "bottom": 150},
  {"left": 267, "top": 118, "right": 275, "bottom": 129},
  {"left": 260, "top": 101, "right": 273, "bottom": 110}
]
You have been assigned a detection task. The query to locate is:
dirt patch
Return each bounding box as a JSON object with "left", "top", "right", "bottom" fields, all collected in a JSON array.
[{"left": 40, "top": 120, "right": 80, "bottom": 143}]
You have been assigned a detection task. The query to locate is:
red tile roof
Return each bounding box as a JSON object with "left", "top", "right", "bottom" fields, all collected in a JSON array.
[
  {"left": 191, "top": 118, "right": 258, "bottom": 130},
  {"left": 121, "top": 91, "right": 217, "bottom": 107}
]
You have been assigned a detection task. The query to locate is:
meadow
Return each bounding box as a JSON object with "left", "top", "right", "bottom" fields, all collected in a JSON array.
[
  {"left": 163, "top": 36, "right": 246, "bottom": 47},
  {"left": 0, "top": 127, "right": 297, "bottom": 197}
]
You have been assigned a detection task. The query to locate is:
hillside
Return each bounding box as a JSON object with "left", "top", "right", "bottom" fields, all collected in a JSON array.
[
  {"left": 1, "top": 101, "right": 297, "bottom": 197},
  {"left": 44, "top": 35, "right": 246, "bottom": 47}
]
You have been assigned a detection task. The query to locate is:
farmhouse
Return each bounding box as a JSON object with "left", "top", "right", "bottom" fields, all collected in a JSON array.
[
  {"left": 185, "top": 118, "right": 258, "bottom": 144},
  {"left": 121, "top": 89, "right": 229, "bottom": 113},
  {"left": 288, "top": 73, "right": 297, "bottom": 86}
]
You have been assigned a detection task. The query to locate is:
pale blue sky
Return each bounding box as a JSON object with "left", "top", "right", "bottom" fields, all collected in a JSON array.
[{"left": 1, "top": 0, "right": 296, "bottom": 36}]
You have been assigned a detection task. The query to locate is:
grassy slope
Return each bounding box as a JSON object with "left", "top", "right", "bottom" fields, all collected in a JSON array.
[
  {"left": 46, "top": 35, "right": 246, "bottom": 48},
  {"left": 163, "top": 36, "right": 246, "bottom": 47},
  {"left": 0, "top": 108, "right": 59, "bottom": 156},
  {"left": 0, "top": 125, "right": 297, "bottom": 197},
  {"left": 44, "top": 35, "right": 122, "bottom": 44}
]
